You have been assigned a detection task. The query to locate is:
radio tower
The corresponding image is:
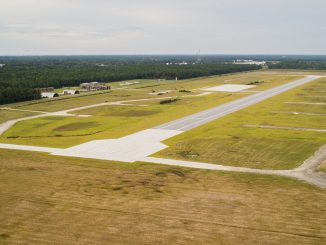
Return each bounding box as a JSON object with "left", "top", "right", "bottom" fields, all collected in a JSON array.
[{"left": 196, "top": 49, "right": 201, "bottom": 64}]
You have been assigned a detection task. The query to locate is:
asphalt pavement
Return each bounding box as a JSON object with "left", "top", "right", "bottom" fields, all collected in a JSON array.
[{"left": 155, "top": 76, "right": 321, "bottom": 131}]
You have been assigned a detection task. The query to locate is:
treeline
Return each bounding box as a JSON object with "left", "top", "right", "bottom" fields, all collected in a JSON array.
[
  {"left": 0, "top": 87, "right": 41, "bottom": 104},
  {"left": 268, "top": 61, "right": 326, "bottom": 70},
  {"left": 0, "top": 57, "right": 260, "bottom": 105}
]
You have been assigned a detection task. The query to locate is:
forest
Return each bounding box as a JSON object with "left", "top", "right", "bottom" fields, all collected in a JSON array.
[
  {"left": 0, "top": 55, "right": 261, "bottom": 105},
  {"left": 268, "top": 60, "right": 326, "bottom": 70}
]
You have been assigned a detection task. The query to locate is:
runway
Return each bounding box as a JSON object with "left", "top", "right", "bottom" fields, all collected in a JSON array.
[{"left": 154, "top": 75, "right": 321, "bottom": 131}]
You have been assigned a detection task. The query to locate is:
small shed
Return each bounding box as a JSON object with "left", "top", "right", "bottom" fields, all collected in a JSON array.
[
  {"left": 41, "top": 92, "right": 59, "bottom": 98},
  {"left": 63, "top": 90, "right": 80, "bottom": 95}
]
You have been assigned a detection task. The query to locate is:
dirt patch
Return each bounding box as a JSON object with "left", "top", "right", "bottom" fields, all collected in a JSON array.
[
  {"left": 109, "top": 109, "right": 159, "bottom": 117},
  {"left": 271, "top": 111, "right": 326, "bottom": 116},
  {"left": 43, "top": 116, "right": 66, "bottom": 120},
  {"left": 54, "top": 122, "right": 100, "bottom": 131},
  {"left": 285, "top": 102, "right": 326, "bottom": 105},
  {"left": 243, "top": 124, "right": 326, "bottom": 133}
]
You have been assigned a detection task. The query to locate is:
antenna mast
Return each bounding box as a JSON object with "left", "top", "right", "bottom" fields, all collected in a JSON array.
[{"left": 196, "top": 49, "right": 201, "bottom": 64}]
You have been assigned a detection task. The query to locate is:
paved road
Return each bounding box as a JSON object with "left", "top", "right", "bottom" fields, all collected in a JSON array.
[
  {"left": 142, "top": 143, "right": 326, "bottom": 189},
  {"left": 155, "top": 76, "right": 321, "bottom": 131}
]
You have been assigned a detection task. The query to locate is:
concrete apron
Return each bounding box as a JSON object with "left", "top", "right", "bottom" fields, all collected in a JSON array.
[{"left": 51, "top": 129, "right": 183, "bottom": 162}]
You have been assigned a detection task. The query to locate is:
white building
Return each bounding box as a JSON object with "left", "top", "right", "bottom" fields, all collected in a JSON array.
[
  {"left": 233, "top": 60, "right": 266, "bottom": 65},
  {"left": 41, "top": 92, "right": 59, "bottom": 98},
  {"left": 63, "top": 90, "right": 80, "bottom": 95}
]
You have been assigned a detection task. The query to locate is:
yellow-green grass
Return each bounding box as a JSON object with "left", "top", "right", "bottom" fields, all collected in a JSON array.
[
  {"left": 156, "top": 78, "right": 326, "bottom": 170},
  {"left": 0, "top": 149, "right": 325, "bottom": 244},
  {"left": 0, "top": 109, "right": 40, "bottom": 124},
  {"left": 111, "top": 78, "right": 170, "bottom": 89},
  {"left": 126, "top": 71, "right": 303, "bottom": 92},
  {"left": 1, "top": 93, "right": 246, "bottom": 148},
  {"left": 319, "top": 160, "right": 326, "bottom": 172},
  {"left": 7, "top": 71, "right": 303, "bottom": 112},
  {"left": 268, "top": 69, "right": 326, "bottom": 76},
  {"left": 13, "top": 89, "right": 154, "bottom": 112},
  {"left": 53, "top": 79, "right": 167, "bottom": 93}
]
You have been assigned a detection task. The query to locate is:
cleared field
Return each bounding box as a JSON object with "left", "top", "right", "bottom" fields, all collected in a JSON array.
[
  {"left": 0, "top": 149, "right": 325, "bottom": 245},
  {"left": 156, "top": 78, "right": 326, "bottom": 170},
  {"left": 0, "top": 109, "right": 40, "bottom": 124}
]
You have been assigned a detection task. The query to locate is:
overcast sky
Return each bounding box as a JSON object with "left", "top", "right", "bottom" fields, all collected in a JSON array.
[{"left": 0, "top": 0, "right": 325, "bottom": 55}]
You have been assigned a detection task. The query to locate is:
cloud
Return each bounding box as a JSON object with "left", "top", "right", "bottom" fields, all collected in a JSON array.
[{"left": 0, "top": 0, "right": 325, "bottom": 55}]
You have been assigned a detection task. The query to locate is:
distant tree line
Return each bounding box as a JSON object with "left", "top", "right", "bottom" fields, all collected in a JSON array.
[
  {"left": 0, "top": 87, "right": 41, "bottom": 104},
  {"left": 0, "top": 57, "right": 260, "bottom": 105},
  {"left": 268, "top": 61, "right": 326, "bottom": 70}
]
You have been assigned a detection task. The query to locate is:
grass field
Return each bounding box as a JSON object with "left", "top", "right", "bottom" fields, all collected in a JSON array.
[
  {"left": 0, "top": 109, "right": 40, "bottom": 124},
  {"left": 156, "top": 78, "right": 326, "bottom": 170},
  {"left": 0, "top": 149, "right": 325, "bottom": 245},
  {"left": 319, "top": 160, "right": 326, "bottom": 172}
]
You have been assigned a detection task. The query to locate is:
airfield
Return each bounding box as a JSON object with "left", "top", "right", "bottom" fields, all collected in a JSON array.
[{"left": 0, "top": 70, "right": 325, "bottom": 244}]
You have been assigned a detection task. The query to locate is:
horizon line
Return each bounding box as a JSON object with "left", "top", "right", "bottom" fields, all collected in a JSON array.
[{"left": 1, "top": 53, "right": 326, "bottom": 57}]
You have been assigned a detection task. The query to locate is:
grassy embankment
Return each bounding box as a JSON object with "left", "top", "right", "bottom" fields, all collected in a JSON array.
[
  {"left": 0, "top": 149, "right": 325, "bottom": 245},
  {"left": 156, "top": 78, "right": 326, "bottom": 170}
]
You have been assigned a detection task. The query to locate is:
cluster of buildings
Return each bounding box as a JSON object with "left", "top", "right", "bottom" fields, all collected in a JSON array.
[
  {"left": 41, "top": 89, "right": 79, "bottom": 98},
  {"left": 95, "top": 63, "right": 108, "bottom": 67},
  {"left": 41, "top": 82, "right": 110, "bottom": 99},
  {"left": 166, "top": 61, "right": 197, "bottom": 66},
  {"left": 233, "top": 60, "right": 266, "bottom": 65},
  {"left": 40, "top": 87, "right": 58, "bottom": 98},
  {"left": 80, "top": 82, "right": 110, "bottom": 91}
]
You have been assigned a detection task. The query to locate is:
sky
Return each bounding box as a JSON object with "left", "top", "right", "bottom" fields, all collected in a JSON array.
[{"left": 0, "top": 0, "right": 325, "bottom": 55}]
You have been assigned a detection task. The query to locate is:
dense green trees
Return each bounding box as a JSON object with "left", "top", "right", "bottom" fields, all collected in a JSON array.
[
  {"left": 0, "top": 87, "right": 41, "bottom": 104},
  {"left": 268, "top": 61, "right": 326, "bottom": 70}
]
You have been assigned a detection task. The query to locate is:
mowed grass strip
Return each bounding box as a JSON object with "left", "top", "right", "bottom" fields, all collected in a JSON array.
[
  {"left": 156, "top": 78, "right": 326, "bottom": 170},
  {"left": 0, "top": 149, "right": 325, "bottom": 245},
  {"left": 0, "top": 109, "right": 40, "bottom": 124}
]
